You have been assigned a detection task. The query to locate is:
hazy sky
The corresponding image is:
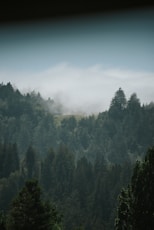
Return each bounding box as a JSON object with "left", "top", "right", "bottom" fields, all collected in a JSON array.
[{"left": 0, "top": 8, "right": 154, "bottom": 114}]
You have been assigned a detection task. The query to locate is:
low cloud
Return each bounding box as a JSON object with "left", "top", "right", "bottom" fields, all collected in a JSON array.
[{"left": 1, "top": 62, "right": 154, "bottom": 114}]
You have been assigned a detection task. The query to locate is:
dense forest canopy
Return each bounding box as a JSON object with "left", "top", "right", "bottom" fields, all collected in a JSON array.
[
  {"left": 0, "top": 82, "right": 154, "bottom": 230},
  {"left": 0, "top": 82, "right": 154, "bottom": 162}
]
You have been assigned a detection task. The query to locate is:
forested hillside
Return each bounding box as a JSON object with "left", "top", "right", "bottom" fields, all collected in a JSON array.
[
  {"left": 1, "top": 83, "right": 154, "bottom": 163},
  {"left": 0, "top": 82, "right": 154, "bottom": 229}
]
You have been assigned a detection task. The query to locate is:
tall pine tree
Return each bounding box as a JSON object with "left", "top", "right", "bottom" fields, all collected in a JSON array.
[
  {"left": 115, "top": 146, "right": 154, "bottom": 230},
  {"left": 6, "top": 180, "right": 62, "bottom": 230}
]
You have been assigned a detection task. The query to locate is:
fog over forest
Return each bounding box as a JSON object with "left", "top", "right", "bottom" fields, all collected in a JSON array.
[
  {"left": 1, "top": 64, "right": 154, "bottom": 115},
  {"left": 0, "top": 8, "right": 154, "bottom": 114},
  {"left": 0, "top": 3, "right": 154, "bottom": 230}
]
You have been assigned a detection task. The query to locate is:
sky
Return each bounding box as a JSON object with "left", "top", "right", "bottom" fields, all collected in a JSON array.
[{"left": 0, "top": 8, "right": 154, "bottom": 114}]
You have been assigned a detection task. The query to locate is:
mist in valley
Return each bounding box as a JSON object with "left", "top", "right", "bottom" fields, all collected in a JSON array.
[
  {"left": 0, "top": 8, "right": 154, "bottom": 115},
  {"left": 0, "top": 7, "right": 154, "bottom": 230}
]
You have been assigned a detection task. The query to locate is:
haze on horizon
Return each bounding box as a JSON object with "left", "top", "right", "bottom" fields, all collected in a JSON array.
[{"left": 0, "top": 8, "right": 154, "bottom": 114}]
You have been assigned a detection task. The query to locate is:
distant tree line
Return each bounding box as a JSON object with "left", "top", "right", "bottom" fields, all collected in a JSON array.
[{"left": 0, "top": 83, "right": 154, "bottom": 165}]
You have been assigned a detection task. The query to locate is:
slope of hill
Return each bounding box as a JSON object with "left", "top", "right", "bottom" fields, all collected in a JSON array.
[
  {"left": 0, "top": 83, "right": 154, "bottom": 163},
  {"left": 0, "top": 82, "right": 154, "bottom": 230}
]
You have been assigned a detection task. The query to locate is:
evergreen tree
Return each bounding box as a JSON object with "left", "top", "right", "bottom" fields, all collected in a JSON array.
[
  {"left": 0, "top": 211, "right": 6, "bottom": 230},
  {"left": 41, "top": 148, "right": 55, "bottom": 192},
  {"left": 131, "top": 147, "right": 154, "bottom": 230},
  {"left": 52, "top": 144, "right": 75, "bottom": 200},
  {"left": 25, "top": 146, "right": 36, "bottom": 179},
  {"left": 115, "top": 147, "right": 154, "bottom": 230},
  {"left": 6, "top": 179, "right": 62, "bottom": 230},
  {"left": 114, "top": 186, "right": 132, "bottom": 230},
  {"left": 0, "top": 143, "right": 19, "bottom": 179},
  {"left": 109, "top": 88, "right": 127, "bottom": 120}
]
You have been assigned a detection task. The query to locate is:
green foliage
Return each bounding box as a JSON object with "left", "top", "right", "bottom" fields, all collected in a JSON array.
[
  {"left": 115, "top": 147, "right": 154, "bottom": 230},
  {"left": 0, "top": 211, "right": 6, "bottom": 230},
  {"left": 6, "top": 179, "right": 62, "bottom": 230},
  {"left": 25, "top": 146, "right": 37, "bottom": 179},
  {"left": 52, "top": 144, "right": 75, "bottom": 200},
  {"left": 109, "top": 88, "right": 127, "bottom": 120},
  {"left": 0, "top": 83, "right": 154, "bottom": 230},
  {"left": 41, "top": 147, "right": 55, "bottom": 192},
  {"left": 115, "top": 186, "right": 132, "bottom": 230},
  {"left": 0, "top": 143, "right": 19, "bottom": 179},
  {"left": 0, "top": 83, "right": 154, "bottom": 164}
]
